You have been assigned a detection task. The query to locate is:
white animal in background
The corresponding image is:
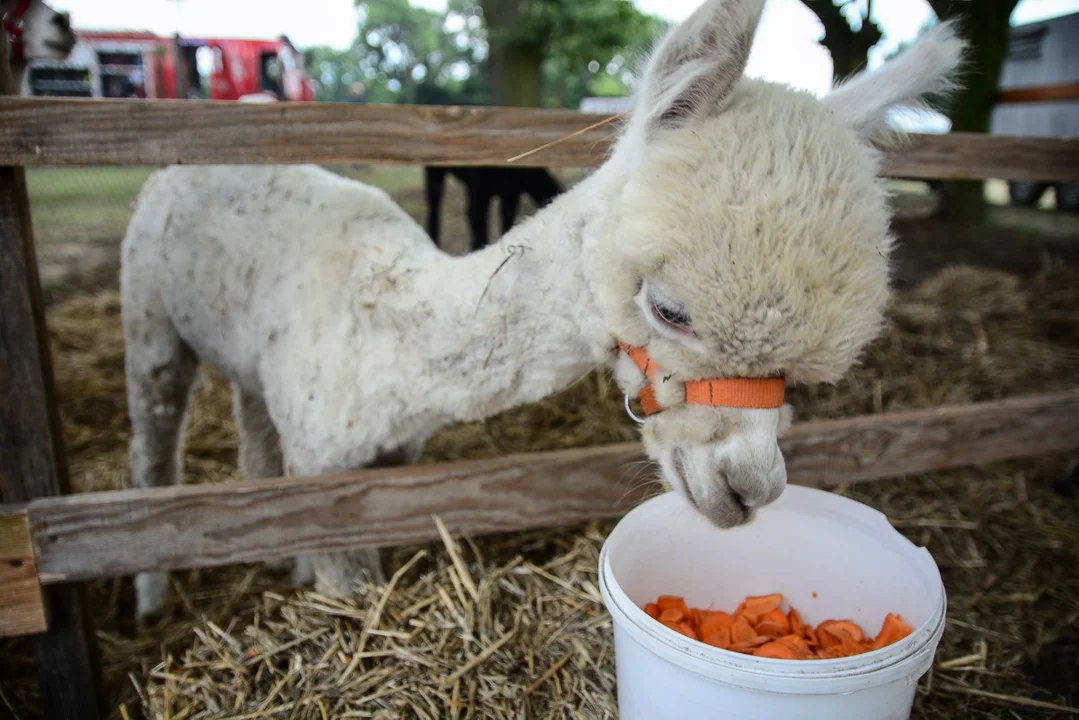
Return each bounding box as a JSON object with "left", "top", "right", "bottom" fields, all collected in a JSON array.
[
  {"left": 1, "top": 0, "right": 76, "bottom": 94},
  {"left": 119, "top": 0, "right": 964, "bottom": 621}
]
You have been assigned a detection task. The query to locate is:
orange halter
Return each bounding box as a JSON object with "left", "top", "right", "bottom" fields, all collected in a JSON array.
[{"left": 617, "top": 342, "right": 786, "bottom": 419}]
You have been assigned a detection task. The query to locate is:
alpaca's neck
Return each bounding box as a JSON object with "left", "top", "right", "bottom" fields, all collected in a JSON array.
[{"left": 418, "top": 166, "right": 622, "bottom": 423}]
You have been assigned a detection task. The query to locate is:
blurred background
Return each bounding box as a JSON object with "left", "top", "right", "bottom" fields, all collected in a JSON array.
[{"left": 21, "top": 0, "right": 1079, "bottom": 293}]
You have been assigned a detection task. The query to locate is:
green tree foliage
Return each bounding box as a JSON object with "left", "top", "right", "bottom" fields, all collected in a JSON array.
[
  {"left": 481, "top": 0, "right": 665, "bottom": 106},
  {"left": 305, "top": 0, "right": 664, "bottom": 109}
]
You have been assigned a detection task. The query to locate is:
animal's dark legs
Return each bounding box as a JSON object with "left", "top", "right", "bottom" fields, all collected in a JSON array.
[
  {"left": 528, "top": 169, "right": 563, "bottom": 208},
  {"left": 424, "top": 166, "right": 446, "bottom": 244},
  {"left": 467, "top": 189, "right": 493, "bottom": 252},
  {"left": 500, "top": 192, "right": 520, "bottom": 238}
]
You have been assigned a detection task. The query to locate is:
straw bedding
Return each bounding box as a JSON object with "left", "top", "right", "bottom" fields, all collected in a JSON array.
[{"left": 1, "top": 261, "right": 1077, "bottom": 719}]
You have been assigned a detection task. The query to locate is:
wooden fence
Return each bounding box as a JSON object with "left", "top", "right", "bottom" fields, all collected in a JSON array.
[{"left": 2, "top": 94, "right": 1079, "bottom": 719}]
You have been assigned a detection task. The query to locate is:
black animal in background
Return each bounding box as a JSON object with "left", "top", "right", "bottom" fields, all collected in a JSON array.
[{"left": 424, "top": 166, "right": 563, "bottom": 252}]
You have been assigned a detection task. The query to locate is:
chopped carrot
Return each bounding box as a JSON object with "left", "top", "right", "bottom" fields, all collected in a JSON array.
[
  {"left": 699, "top": 611, "right": 734, "bottom": 636},
  {"left": 742, "top": 593, "right": 784, "bottom": 616},
  {"left": 776, "top": 634, "right": 814, "bottom": 659},
  {"left": 870, "top": 613, "right": 913, "bottom": 650},
  {"left": 657, "top": 595, "right": 689, "bottom": 614},
  {"left": 817, "top": 620, "right": 866, "bottom": 645},
  {"left": 643, "top": 593, "right": 914, "bottom": 660},
  {"left": 659, "top": 608, "right": 685, "bottom": 623},
  {"left": 730, "top": 616, "right": 758, "bottom": 644},
  {"left": 701, "top": 626, "right": 731, "bottom": 650},
  {"left": 754, "top": 641, "right": 799, "bottom": 659},
  {"left": 755, "top": 608, "right": 792, "bottom": 638},
  {"left": 730, "top": 636, "right": 772, "bottom": 654},
  {"left": 662, "top": 620, "right": 698, "bottom": 640}
]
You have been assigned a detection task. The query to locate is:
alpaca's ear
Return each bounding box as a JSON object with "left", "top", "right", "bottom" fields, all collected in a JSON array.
[
  {"left": 824, "top": 21, "right": 965, "bottom": 143},
  {"left": 633, "top": 0, "right": 766, "bottom": 132}
]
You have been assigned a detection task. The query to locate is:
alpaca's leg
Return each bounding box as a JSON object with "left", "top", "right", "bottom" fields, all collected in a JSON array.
[
  {"left": 499, "top": 192, "right": 520, "bottom": 238},
  {"left": 305, "top": 439, "right": 427, "bottom": 596},
  {"left": 467, "top": 190, "right": 492, "bottom": 252},
  {"left": 233, "top": 384, "right": 283, "bottom": 479},
  {"left": 424, "top": 166, "right": 446, "bottom": 244},
  {"left": 124, "top": 302, "right": 199, "bottom": 622},
  {"left": 231, "top": 384, "right": 293, "bottom": 573}
]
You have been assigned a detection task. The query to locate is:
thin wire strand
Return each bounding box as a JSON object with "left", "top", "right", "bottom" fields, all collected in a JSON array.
[{"left": 505, "top": 113, "right": 625, "bottom": 164}]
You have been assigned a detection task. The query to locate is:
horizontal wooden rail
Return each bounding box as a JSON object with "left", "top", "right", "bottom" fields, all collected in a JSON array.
[
  {"left": 998, "top": 82, "right": 1079, "bottom": 104},
  {"left": 2, "top": 390, "right": 1076, "bottom": 585},
  {"left": 2, "top": 97, "right": 1078, "bottom": 180}
]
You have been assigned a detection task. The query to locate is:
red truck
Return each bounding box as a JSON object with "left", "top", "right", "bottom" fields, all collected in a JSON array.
[{"left": 24, "top": 30, "right": 316, "bottom": 102}]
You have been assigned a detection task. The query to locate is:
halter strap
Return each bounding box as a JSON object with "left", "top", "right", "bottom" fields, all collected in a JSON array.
[
  {"left": 2, "top": 0, "right": 32, "bottom": 64},
  {"left": 617, "top": 341, "right": 785, "bottom": 418}
]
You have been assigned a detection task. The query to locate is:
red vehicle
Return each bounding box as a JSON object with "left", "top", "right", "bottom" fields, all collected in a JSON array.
[{"left": 26, "top": 30, "right": 316, "bottom": 102}]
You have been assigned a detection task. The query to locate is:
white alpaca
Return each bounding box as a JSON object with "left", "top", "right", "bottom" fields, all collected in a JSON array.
[
  {"left": 120, "top": 0, "right": 964, "bottom": 620},
  {"left": 1, "top": 0, "right": 75, "bottom": 94}
]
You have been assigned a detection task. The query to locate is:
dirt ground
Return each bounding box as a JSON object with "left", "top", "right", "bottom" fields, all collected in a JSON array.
[{"left": 2, "top": 168, "right": 1077, "bottom": 719}]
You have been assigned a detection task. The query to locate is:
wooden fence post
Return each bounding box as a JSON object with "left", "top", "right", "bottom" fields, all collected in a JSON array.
[{"left": 0, "top": 40, "right": 104, "bottom": 720}]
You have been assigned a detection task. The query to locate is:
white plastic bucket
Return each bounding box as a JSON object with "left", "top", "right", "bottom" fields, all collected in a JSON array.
[{"left": 599, "top": 486, "right": 946, "bottom": 720}]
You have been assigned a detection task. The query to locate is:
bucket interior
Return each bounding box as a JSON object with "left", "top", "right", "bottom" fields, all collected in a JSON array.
[{"left": 606, "top": 487, "right": 942, "bottom": 634}]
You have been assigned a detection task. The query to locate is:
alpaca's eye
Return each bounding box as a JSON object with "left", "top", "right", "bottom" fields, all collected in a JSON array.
[{"left": 650, "top": 298, "right": 692, "bottom": 332}]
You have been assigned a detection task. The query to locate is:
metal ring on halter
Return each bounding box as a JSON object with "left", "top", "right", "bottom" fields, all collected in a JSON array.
[{"left": 624, "top": 394, "right": 646, "bottom": 425}]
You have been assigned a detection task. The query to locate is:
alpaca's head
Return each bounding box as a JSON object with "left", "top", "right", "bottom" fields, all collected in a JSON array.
[
  {"left": 593, "top": 0, "right": 963, "bottom": 527},
  {"left": 3, "top": 0, "right": 76, "bottom": 64}
]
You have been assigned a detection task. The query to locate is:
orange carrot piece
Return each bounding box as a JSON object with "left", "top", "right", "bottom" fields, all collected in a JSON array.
[
  {"left": 730, "top": 636, "right": 772, "bottom": 653},
  {"left": 761, "top": 608, "right": 791, "bottom": 634},
  {"left": 699, "top": 611, "right": 734, "bottom": 636},
  {"left": 817, "top": 620, "right": 866, "bottom": 645},
  {"left": 870, "top": 613, "right": 913, "bottom": 650},
  {"left": 659, "top": 608, "right": 684, "bottom": 623},
  {"left": 788, "top": 608, "right": 805, "bottom": 634},
  {"left": 657, "top": 595, "right": 689, "bottom": 614},
  {"left": 754, "top": 620, "right": 786, "bottom": 638},
  {"left": 701, "top": 626, "right": 732, "bottom": 650},
  {"left": 731, "top": 616, "right": 757, "bottom": 644},
  {"left": 776, "top": 634, "right": 814, "bottom": 659},
  {"left": 755, "top": 641, "right": 799, "bottom": 659},
  {"left": 741, "top": 593, "right": 784, "bottom": 617},
  {"left": 662, "top": 620, "right": 699, "bottom": 640},
  {"left": 643, "top": 593, "right": 905, "bottom": 661}
]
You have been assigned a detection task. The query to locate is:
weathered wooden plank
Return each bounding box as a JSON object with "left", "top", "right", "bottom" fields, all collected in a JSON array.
[
  {"left": 8, "top": 390, "right": 1077, "bottom": 586},
  {"left": 1, "top": 97, "right": 1078, "bottom": 180},
  {"left": 998, "top": 82, "right": 1079, "bottom": 104},
  {"left": 878, "top": 132, "right": 1079, "bottom": 182},
  {"left": 0, "top": 38, "right": 104, "bottom": 716},
  {"left": 0, "top": 512, "right": 47, "bottom": 636},
  {"left": 0, "top": 97, "right": 614, "bottom": 168}
]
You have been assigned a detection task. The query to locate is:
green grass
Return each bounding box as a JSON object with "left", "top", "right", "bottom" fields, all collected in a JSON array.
[
  {"left": 25, "top": 165, "right": 444, "bottom": 248},
  {"left": 26, "top": 166, "right": 156, "bottom": 245}
]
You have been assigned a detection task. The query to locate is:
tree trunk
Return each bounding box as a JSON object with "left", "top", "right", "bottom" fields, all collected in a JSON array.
[
  {"left": 800, "top": 1, "right": 882, "bottom": 82},
  {"left": 480, "top": 0, "right": 544, "bottom": 107},
  {"left": 931, "top": 0, "right": 1018, "bottom": 222}
]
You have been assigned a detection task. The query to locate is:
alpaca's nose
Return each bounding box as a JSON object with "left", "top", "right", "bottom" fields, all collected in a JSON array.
[
  {"left": 53, "top": 12, "right": 71, "bottom": 32},
  {"left": 722, "top": 440, "right": 787, "bottom": 509}
]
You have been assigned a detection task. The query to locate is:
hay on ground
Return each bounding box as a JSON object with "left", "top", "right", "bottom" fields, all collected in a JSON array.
[{"left": 1, "top": 262, "right": 1077, "bottom": 719}]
